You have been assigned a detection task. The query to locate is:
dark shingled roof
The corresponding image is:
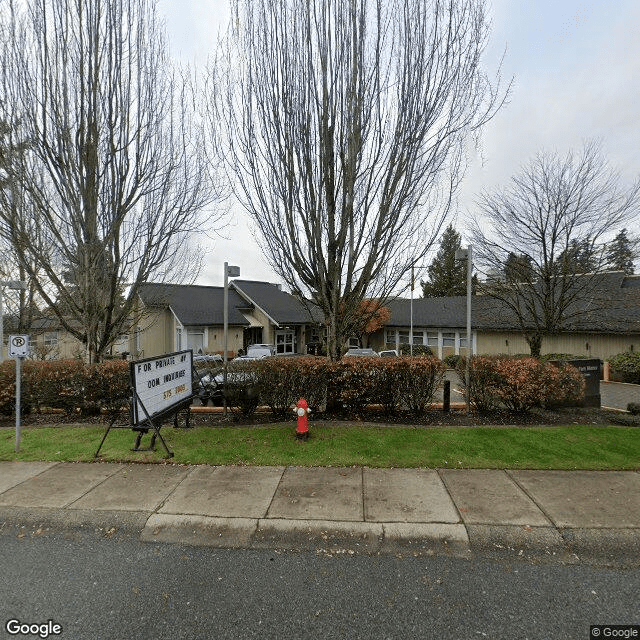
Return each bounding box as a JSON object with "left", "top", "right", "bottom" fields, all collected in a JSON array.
[
  {"left": 386, "top": 273, "right": 640, "bottom": 334},
  {"left": 138, "top": 283, "right": 250, "bottom": 327},
  {"left": 231, "top": 280, "right": 323, "bottom": 325},
  {"left": 386, "top": 296, "right": 516, "bottom": 330}
]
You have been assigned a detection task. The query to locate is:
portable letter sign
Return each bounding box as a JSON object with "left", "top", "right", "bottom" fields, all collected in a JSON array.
[
  {"left": 94, "top": 350, "right": 195, "bottom": 459},
  {"left": 131, "top": 350, "right": 194, "bottom": 425}
]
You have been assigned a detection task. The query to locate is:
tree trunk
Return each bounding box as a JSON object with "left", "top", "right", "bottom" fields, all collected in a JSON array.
[{"left": 526, "top": 333, "right": 543, "bottom": 359}]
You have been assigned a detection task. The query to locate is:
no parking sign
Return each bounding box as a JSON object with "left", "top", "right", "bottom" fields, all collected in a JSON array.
[
  {"left": 8, "top": 335, "right": 30, "bottom": 452},
  {"left": 8, "top": 334, "right": 30, "bottom": 358}
]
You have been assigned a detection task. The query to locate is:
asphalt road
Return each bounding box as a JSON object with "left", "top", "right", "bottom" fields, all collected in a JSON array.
[{"left": 1, "top": 532, "right": 638, "bottom": 640}]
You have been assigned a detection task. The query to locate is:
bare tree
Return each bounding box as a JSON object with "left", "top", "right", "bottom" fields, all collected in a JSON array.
[
  {"left": 0, "top": 0, "right": 226, "bottom": 362},
  {"left": 216, "top": 0, "right": 508, "bottom": 359},
  {"left": 0, "top": 111, "right": 44, "bottom": 335},
  {"left": 471, "top": 142, "right": 640, "bottom": 357}
]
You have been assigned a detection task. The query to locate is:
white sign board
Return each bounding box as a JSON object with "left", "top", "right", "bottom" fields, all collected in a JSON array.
[
  {"left": 131, "top": 350, "right": 193, "bottom": 425},
  {"left": 8, "top": 335, "right": 30, "bottom": 358}
]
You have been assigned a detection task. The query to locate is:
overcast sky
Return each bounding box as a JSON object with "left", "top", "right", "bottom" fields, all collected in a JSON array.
[{"left": 156, "top": 0, "right": 640, "bottom": 288}]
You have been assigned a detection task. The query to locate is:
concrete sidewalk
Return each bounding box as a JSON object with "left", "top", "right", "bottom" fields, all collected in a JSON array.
[{"left": 1, "top": 461, "right": 639, "bottom": 565}]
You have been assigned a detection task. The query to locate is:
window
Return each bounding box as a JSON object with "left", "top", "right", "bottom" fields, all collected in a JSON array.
[
  {"left": 459, "top": 333, "right": 468, "bottom": 348},
  {"left": 442, "top": 332, "right": 455, "bottom": 347},
  {"left": 176, "top": 327, "right": 183, "bottom": 350},
  {"left": 112, "top": 334, "right": 129, "bottom": 354},
  {"left": 426, "top": 332, "right": 439, "bottom": 347},
  {"left": 385, "top": 329, "right": 396, "bottom": 344},
  {"left": 398, "top": 330, "right": 424, "bottom": 345},
  {"left": 44, "top": 332, "right": 59, "bottom": 347},
  {"left": 187, "top": 330, "right": 204, "bottom": 354},
  {"left": 276, "top": 330, "right": 295, "bottom": 354}
]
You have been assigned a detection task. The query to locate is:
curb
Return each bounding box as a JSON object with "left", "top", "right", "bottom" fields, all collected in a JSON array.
[
  {"left": 139, "top": 515, "right": 471, "bottom": 557},
  {"left": 2, "top": 509, "right": 639, "bottom": 567},
  {"left": 0, "top": 506, "right": 150, "bottom": 540}
]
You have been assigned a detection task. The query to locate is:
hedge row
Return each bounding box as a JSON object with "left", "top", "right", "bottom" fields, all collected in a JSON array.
[
  {"left": 0, "top": 356, "right": 447, "bottom": 418},
  {"left": 0, "top": 359, "right": 129, "bottom": 416},
  {"left": 1, "top": 355, "right": 587, "bottom": 418},
  {"left": 455, "top": 356, "right": 585, "bottom": 412},
  {"left": 226, "top": 356, "right": 446, "bottom": 417},
  {"left": 607, "top": 351, "right": 640, "bottom": 384}
]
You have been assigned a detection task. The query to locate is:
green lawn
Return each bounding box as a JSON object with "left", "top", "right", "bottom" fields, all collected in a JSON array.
[{"left": 1, "top": 423, "right": 639, "bottom": 469}]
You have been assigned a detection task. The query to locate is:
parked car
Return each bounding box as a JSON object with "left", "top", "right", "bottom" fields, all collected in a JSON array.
[
  {"left": 243, "top": 344, "right": 276, "bottom": 359},
  {"left": 192, "top": 355, "right": 224, "bottom": 406},
  {"left": 379, "top": 349, "right": 398, "bottom": 357},
  {"left": 343, "top": 348, "right": 380, "bottom": 357},
  {"left": 193, "top": 353, "right": 223, "bottom": 366}
]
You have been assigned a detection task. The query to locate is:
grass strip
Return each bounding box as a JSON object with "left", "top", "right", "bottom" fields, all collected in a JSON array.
[{"left": 0, "top": 423, "right": 639, "bottom": 469}]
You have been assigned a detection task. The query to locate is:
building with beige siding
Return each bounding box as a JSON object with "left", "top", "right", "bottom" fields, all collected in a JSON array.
[
  {"left": 133, "top": 280, "right": 323, "bottom": 359},
  {"left": 371, "top": 273, "right": 640, "bottom": 361}
]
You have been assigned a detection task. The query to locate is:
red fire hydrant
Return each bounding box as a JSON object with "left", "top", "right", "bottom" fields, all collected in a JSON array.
[{"left": 294, "top": 398, "right": 311, "bottom": 440}]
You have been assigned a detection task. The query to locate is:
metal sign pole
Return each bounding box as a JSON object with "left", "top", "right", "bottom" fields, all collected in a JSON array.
[
  {"left": 16, "top": 355, "right": 22, "bottom": 452},
  {"left": 0, "top": 288, "right": 4, "bottom": 363},
  {"left": 223, "top": 263, "right": 240, "bottom": 417},
  {"left": 466, "top": 245, "right": 472, "bottom": 416}
]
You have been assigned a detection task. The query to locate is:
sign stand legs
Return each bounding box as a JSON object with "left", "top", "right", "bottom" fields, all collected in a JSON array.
[{"left": 95, "top": 392, "right": 175, "bottom": 459}]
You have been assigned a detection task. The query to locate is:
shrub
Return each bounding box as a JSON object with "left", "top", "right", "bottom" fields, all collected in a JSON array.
[
  {"left": 628, "top": 402, "right": 640, "bottom": 416},
  {"left": 540, "top": 353, "right": 587, "bottom": 362},
  {"left": 492, "top": 358, "right": 547, "bottom": 412},
  {"left": 455, "top": 356, "right": 502, "bottom": 412},
  {"left": 327, "top": 356, "right": 444, "bottom": 416},
  {"left": 24, "top": 359, "right": 86, "bottom": 415},
  {"left": 255, "top": 357, "right": 300, "bottom": 417},
  {"left": 395, "top": 356, "right": 445, "bottom": 414},
  {"left": 330, "top": 358, "right": 379, "bottom": 413},
  {"left": 443, "top": 354, "right": 462, "bottom": 369},
  {"left": 543, "top": 361, "right": 585, "bottom": 408},
  {"left": 609, "top": 413, "right": 640, "bottom": 427},
  {"left": 0, "top": 359, "right": 130, "bottom": 416},
  {"left": 254, "top": 357, "right": 331, "bottom": 417},
  {"left": 85, "top": 360, "right": 130, "bottom": 414},
  {"left": 457, "top": 356, "right": 585, "bottom": 413},
  {"left": 224, "top": 360, "right": 261, "bottom": 417},
  {"left": 608, "top": 351, "right": 640, "bottom": 384},
  {"left": 399, "top": 344, "right": 433, "bottom": 356},
  {"left": 0, "top": 360, "right": 17, "bottom": 415}
]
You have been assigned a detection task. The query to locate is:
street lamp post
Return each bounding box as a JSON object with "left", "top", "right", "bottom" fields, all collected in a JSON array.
[
  {"left": 410, "top": 263, "right": 415, "bottom": 356},
  {"left": 0, "top": 280, "right": 28, "bottom": 362},
  {"left": 223, "top": 263, "right": 240, "bottom": 415},
  {"left": 455, "top": 246, "right": 473, "bottom": 415}
]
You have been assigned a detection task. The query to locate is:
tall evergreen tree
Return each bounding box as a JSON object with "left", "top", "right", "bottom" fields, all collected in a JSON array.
[
  {"left": 605, "top": 228, "right": 636, "bottom": 274},
  {"left": 504, "top": 252, "right": 534, "bottom": 283},
  {"left": 421, "top": 224, "right": 467, "bottom": 297},
  {"left": 557, "top": 238, "right": 598, "bottom": 274}
]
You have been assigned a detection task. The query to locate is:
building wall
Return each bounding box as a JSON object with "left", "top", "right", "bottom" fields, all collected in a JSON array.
[
  {"left": 238, "top": 308, "right": 310, "bottom": 355},
  {"left": 134, "top": 308, "right": 171, "bottom": 358},
  {"left": 374, "top": 327, "right": 476, "bottom": 359},
  {"left": 374, "top": 326, "right": 639, "bottom": 361},
  {"left": 478, "top": 331, "right": 639, "bottom": 360},
  {"left": 135, "top": 309, "right": 246, "bottom": 359},
  {"left": 29, "top": 331, "right": 84, "bottom": 360},
  {"left": 198, "top": 325, "right": 244, "bottom": 356},
  {"left": 243, "top": 308, "right": 275, "bottom": 344}
]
